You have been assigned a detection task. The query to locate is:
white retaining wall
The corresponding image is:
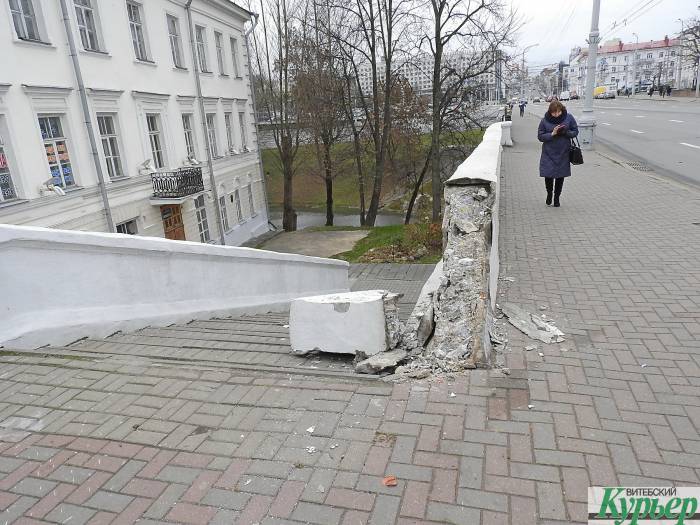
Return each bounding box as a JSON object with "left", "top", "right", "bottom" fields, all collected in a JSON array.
[{"left": 0, "top": 224, "right": 349, "bottom": 349}]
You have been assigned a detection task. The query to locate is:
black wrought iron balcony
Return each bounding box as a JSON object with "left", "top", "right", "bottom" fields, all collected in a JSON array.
[{"left": 150, "top": 167, "right": 204, "bottom": 199}]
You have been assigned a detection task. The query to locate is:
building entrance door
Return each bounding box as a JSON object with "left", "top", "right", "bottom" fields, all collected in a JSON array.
[{"left": 161, "top": 204, "right": 185, "bottom": 240}]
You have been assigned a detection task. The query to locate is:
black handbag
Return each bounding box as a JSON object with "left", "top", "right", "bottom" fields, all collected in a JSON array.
[{"left": 570, "top": 137, "right": 583, "bottom": 165}]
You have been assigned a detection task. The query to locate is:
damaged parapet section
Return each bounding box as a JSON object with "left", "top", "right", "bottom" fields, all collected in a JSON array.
[
  {"left": 289, "top": 290, "right": 406, "bottom": 374},
  {"left": 392, "top": 122, "right": 503, "bottom": 378}
]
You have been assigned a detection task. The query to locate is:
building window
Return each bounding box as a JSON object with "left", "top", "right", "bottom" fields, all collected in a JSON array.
[
  {"left": 659, "top": 52, "right": 663, "bottom": 58},
  {"left": 238, "top": 112, "right": 247, "bottom": 150},
  {"left": 647, "top": 53, "right": 652, "bottom": 59},
  {"left": 224, "top": 112, "right": 234, "bottom": 153},
  {"left": 9, "top": 0, "right": 40, "bottom": 41},
  {"left": 127, "top": 1, "right": 149, "bottom": 61},
  {"left": 167, "top": 14, "right": 184, "bottom": 68},
  {"left": 194, "top": 194, "right": 210, "bottom": 242},
  {"left": 234, "top": 188, "right": 243, "bottom": 223},
  {"left": 195, "top": 25, "right": 209, "bottom": 72},
  {"left": 230, "top": 37, "right": 240, "bottom": 77},
  {"left": 206, "top": 113, "right": 218, "bottom": 157},
  {"left": 219, "top": 195, "right": 230, "bottom": 231},
  {"left": 116, "top": 219, "right": 138, "bottom": 234},
  {"left": 74, "top": 0, "right": 100, "bottom": 51},
  {"left": 0, "top": 135, "right": 18, "bottom": 202},
  {"left": 246, "top": 184, "right": 255, "bottom": 215},
  {"left": 97, "top": 114, "right": 123, "bottom": 180},
  {"left": 670, "top": 61, "right": 674, "bottom": 67},
  {"left": 146, "top": 114, "right": 165, "bottom": 169},
  {"left": 39, "top": 116, "right": 75, "bottom": 189},
  {"left": 215, "top": 31, "right": 226, "bottom": 74},
  {"left": 671, "top": 50, "right": 676, "bottom": 57},
  {"left": 182, "top": 113, "right": 196, "bottom": 159}
]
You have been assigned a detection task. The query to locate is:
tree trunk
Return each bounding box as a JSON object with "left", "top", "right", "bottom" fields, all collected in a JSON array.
[
  {"left": 405, "top": 146, "right": 432, "bottom": 224},
  {"left": 352, "top": 131, "right": 367, "bottom": 226},
  {"left": 281, "top": 135, "right": 296, "bottom": 231},
  {"left": 431, "top": 41, "right": 443, "bottom": 223},
  {"left": 323, "top": 142, "right": 334, "bottom": 226}
]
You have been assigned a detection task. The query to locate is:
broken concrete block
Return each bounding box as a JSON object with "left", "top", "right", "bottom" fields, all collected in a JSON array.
[
  {"left": 289, "top": 290, "right": 401, "bottom": 356},
  {"left": 355, "top": 348, "right": 408, "bottom": 374},
  {"left": 500, "top": 303, "right": 565, "bottom": 344}
]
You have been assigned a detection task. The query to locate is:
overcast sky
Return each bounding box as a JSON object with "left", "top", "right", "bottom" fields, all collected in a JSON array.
[{"left": 508, "top": 0, "right": 699, "bottom": 71}]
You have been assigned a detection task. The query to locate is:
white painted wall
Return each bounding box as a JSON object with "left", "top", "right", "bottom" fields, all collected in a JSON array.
[
  {"left": 0, "top": 0, "right": 268, "bottom": 245},
  {"left": 0, "top": 224, "right": 349, "bottom": 349}
]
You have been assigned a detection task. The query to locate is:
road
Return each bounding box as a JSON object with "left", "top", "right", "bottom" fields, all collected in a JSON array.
[{"left": 528, "top": 97, "right": 700, "bottom": 186}]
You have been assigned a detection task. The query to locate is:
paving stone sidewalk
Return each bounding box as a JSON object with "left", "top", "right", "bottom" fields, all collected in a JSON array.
[{"left": 1, "top": 118, "right": 699, "bottom": 524}]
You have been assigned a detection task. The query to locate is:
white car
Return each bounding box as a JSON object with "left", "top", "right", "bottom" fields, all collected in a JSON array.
[{"left": 559, "top": 91, "right": 570, "bottom": 101}]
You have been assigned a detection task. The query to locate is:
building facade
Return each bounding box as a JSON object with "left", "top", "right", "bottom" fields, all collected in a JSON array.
[
  {"left": 0, "top": 0, "right": 269, "bottom": 246},
  {"left": 566, "top": 36, "right": 693, "bottom": 95}
]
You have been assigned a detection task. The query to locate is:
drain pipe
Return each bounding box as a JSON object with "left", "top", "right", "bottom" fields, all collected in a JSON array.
[
  {"left": 58, "top": 0, "right": 115, "bottom": 232},
  {"left": 243, "top": 13, "right": 273, "bottom": 231},
  {"left": 185, "top": 0, "right": 226, "bottom": 245}
]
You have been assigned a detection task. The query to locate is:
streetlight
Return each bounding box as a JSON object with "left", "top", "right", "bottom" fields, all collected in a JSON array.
[
  {"left": 631, "top": 32, "right": 639, "bottom": 97},
  {"left": 579, "top": 0, "right": 601, "bottom": 150},
  {"left": 678, "top": 19, "right": 684, "bottom": 89},
  {"left": 520, "top": 44, "right": 539, "bottom": 99}
]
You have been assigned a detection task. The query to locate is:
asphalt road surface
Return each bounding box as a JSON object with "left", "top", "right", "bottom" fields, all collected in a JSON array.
[{"left": 529, "top": 97, "right": 700, "bottom": 187}]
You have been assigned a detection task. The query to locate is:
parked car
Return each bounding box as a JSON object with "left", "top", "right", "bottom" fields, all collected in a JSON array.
[
  {"left": 570, "top": 92, "right": 580, "bottom": 100},
  {"left": 559, "top": 91, "right": 570, "bottom": 101},
  {"left": 532, "top": 97, "right": 541, "bottom": 103}
]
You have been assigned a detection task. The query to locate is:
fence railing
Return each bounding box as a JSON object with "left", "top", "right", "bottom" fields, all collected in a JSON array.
[{"left": 150, "top": 167, "right": 204, "bottom": 199}]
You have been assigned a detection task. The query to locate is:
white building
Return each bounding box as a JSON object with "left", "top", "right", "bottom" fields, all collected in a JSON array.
[
  {"left": 567, "top": 36, "right": 692, "bottom": 95},
  {"left": 0, "top": 0, "right": 269, "bottom": 246}
]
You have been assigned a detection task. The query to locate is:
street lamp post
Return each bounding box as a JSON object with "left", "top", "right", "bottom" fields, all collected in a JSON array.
[
  {"left": 520, "top": 44, "right": 539, "bottom": 99},
  {"left": 631, "top": 33, "right": 639, "bottom": 97},
  {"left": 579, "top": 0, "right": 601, "bottom": 150},
  {"left": 678, "top": 19, "right": 684, "bottom": 89}
]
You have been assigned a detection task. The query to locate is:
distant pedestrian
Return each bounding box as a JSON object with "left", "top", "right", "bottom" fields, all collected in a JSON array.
[
  {"left": 660, "top": 85, "right": 666, "bottom": 98},
  {"left": 648, "top": 86, "right": 653, "bottom": 97},
  {"left": 519, "top": 99, "right": 526, "bottom": 117},
  {"left": 537, "top": 100, "right": 579, "bottom": 208},
  {"left": 667, "top": 85, "right": 672, "bottom": 97}
]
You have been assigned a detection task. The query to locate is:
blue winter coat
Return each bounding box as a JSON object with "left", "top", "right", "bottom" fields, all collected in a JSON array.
[{"left": 538, "top": 110, "right": 579, "bottom": 178}]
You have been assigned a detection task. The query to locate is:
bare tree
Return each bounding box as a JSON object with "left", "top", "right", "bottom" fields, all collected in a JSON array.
[
  {"left": 681, "top": 17, "right": 700, "bottom": 88},
  {"left": 423, "top": 0, "right": 518, "bottom": 222},
  {"left": 329, "top": 0, "right": 419, "bottom": 226},
  {"left": 250, "top": 0, "right": 303, "bottom": 231}
]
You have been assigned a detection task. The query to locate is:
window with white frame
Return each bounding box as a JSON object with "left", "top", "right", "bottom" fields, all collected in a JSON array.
[
  {"left": 181, "top": 113, "right": 196, "bottom": 159},
  {"left": 238, "top": 111, "right": 247, "bottom": 150},
  {"left": 116, "top": 218, "right": 138, "bottom": 234},
  {"left": 97, "top": 114, "right": 124, "bottom": 179},
  {"left": 224, "top": 112, "right": 234, "bottom": 152},
  {"left": 74, "top": 0, "right": 101, "bottom": 51},
  {"left": 230, "top": 37, "right": 240, "bottom": 77},
  {"left": 246, "top": 184, "right": 255, "bottom": 215},
  {"left": 9, "top": 0, "right": 41, "bottom": 41},
  {"left": 215, "top": 31, "right": 226, "bottom": 75},
  {"left": 146, "top": 114, "right": 165, "bottom": 169},
  {"left": 167, "top": 14, "right": 184, "bottom": 68},
  {"left": 219, "top": 195, "right": 230, "bottom": 231},
  {"left": 647, "top": 53, "right": 652, "bottom": 59},
  {"left": 0, "top": 133, "right": 18, "bottom": 202},
  {"left": 205, "top": 113, "right": 219, "bottom": 157},
  {"left": 234, "top": 188, "right": 243, "bottom": 223},
  {"left": 195, "top": 25, "right": 209, "bottom": 72},
  {"left": 127, "top": 1, "right": 149, "bottom": 61},
  {"left": 194, "top": 194, "right": 210, "bottom": 242},
  {"left": 39, "top": 116, "right": 75, "bottom": 188}
]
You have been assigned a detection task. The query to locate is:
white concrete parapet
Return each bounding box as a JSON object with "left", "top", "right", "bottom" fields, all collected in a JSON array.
[{"left": 0, "top": 224, "right": 349, "bottom": 348}]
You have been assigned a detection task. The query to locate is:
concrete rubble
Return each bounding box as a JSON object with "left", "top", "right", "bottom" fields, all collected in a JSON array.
[
  {"left": 500, "top": 303, "right": 565, "bottom": 344},
  {"left": 288, "top": 290, "right": 406, "bottom": 374}
]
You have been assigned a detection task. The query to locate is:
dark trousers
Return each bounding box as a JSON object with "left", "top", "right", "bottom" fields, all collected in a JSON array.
[
  {"left": 519, "top": 107, "right": 524, "bottom": 117},
  {"left": 544, "top": 177, "right": 564, "bottom": 196}
]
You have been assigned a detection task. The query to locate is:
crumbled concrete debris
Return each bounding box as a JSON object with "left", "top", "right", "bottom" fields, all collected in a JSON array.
[
  {"left": 500, "top": 303, "right": 565, "bottom": 344},
  {"left": 525, "top": 344, "right": 538, "bottom": 351},
  {"left": 355, "top": 348, "right": 408, "bottom": 375}
]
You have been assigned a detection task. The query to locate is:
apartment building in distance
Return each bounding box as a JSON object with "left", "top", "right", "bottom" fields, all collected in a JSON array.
[
  {"left": 0, "top": 0, "right": 269, "bottom": 245},
  {"left": 566, "top": 36, "right": 694, "bottom": 96}
]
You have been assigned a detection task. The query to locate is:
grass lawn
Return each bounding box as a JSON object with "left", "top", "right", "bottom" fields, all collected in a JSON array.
[{"left": 321, "top": 224, "right": 442, "bottom": 264}]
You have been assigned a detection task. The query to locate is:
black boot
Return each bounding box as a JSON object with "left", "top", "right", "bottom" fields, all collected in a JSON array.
[
  {"left": 553, "top": 178, "right": 563, "bottom": 207},
  {"left": 545, "top": 178, "right": 553, "bottom": 206},
  {"left": 553, "top": 195, "right": 560, "bottom": 207}
]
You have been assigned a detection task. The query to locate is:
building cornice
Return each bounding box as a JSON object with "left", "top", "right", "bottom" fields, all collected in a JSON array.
[{"left": 22, "top": 85, "right": 73, "bottom": 97}]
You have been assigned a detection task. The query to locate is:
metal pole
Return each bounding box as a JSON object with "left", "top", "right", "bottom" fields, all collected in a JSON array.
[
  {"left": 185, "top": 0, "right": 226, "bottom": 245},
  {"left": 632, "top": 33, "right": 638, "bottom": 97},
  {"left": 58, "top": 0, "right": 115, "bottom": 232},
  {"left": 579, "top": 0, "right": 601, "bottom": 150},
  {"left": 677, "top": 20, "right": 683, "bottom": 88},
  {"left": 696, "top": 55, "right": 700, "bottom": 97}
]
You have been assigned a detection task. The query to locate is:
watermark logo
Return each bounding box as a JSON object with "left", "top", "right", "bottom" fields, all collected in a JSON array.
[{"left": 589, "top": 487, "right": 700, "bottom": 524}]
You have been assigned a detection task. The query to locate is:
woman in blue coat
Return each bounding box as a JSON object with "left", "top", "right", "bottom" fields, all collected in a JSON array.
[{"left": 537, "top": 100, "right": 578, "bottom": 207}]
